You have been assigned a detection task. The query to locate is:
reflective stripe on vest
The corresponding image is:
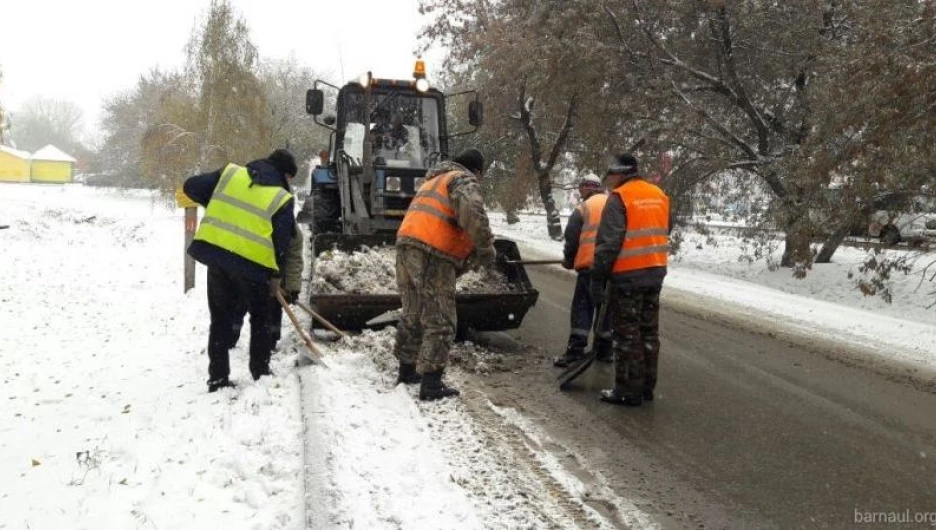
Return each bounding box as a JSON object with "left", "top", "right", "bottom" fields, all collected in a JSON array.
[
  {"left": 573, "top": 193, "right": 608, "bottom": 271},
  {"left": 611, "top": 179, "right": 670, "bottom": 273},
  {"left": 193, "top": 163, "right": 292, "bottom": 271},
  {"left": 397, "top": 170, "right": 474, "bottom": 260}
]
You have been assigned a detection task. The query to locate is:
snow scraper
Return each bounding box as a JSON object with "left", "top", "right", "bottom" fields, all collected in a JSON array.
[{"left": 558, "top": 283, "right": 610, "bottom": 390}]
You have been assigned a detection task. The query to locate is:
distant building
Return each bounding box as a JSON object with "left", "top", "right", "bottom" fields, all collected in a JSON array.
[
  {"left": 0, "top": 145, "right": 31, "bottom": 182},
  {"left": 30, "top": 145, "right": 76, "bottom": 183}
]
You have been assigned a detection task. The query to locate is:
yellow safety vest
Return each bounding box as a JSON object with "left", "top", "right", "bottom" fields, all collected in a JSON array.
[{"left": 193, "top": 164, "right": 293, "bottom": 271}]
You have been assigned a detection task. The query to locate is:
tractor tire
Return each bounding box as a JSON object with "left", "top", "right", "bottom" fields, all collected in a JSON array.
[
  {"left": 311, "top": 189, "right": 341, "bottom": 236},
  {"left": 880, "top": 224, "right": 901, "bottom": 247}
]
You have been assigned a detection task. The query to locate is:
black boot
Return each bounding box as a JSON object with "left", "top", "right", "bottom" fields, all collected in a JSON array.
[
  {"left": 208, "top": 378, "right": 236, "bottom": 393},
  {"left": 396, "top": 363, "right": 422, "bottom": 385},
  {"left": 419, "top": 370, "right": 460, "bottom": 401},
  {"left": 642, "top": 388, "right": 654, "bottom": 402},
  {"left": 599, "top": 388, "right": 643, "bottom": 406},
  {"left": 252, "top": 369, "right": 274, "bottom": 381},
  {"left": 595, "top": 348, "right": 614, "bottom": 364},
  {"left": 553, "top": 349, "right": 584, "bottom": 368}
]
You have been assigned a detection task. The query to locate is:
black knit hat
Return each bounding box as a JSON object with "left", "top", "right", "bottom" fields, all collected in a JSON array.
[
  {"left": 268, "top": 149, "right": 298, "bottom": 177},
  {"left": 453, "top": 148, "right": 485, "bottom": 174},
  {"left": 606, "top": 153, "right": 638, "bottom": 176}
]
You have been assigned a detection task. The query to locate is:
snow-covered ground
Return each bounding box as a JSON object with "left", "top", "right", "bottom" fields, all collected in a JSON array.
[
  {"left": 2, "top": 184, "right": 933, "bottom": 529},
  {"left": 0, "top": 184, "right": 304, "bottom": 529}
]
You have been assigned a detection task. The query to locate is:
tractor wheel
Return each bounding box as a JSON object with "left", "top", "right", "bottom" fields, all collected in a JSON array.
[{"left": 312, "top": 189, "right": 341, "bottom": 236}]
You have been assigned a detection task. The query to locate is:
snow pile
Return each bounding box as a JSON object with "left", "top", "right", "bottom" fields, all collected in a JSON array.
[
  {"left": 311, "top": 245, "right": 396, "bottom": 294},
  {"left": 310, "top": 245, "right": 514, "bottom": 295},
  {"left": 447, "top": 340, "right": 518, "bottom": 374},
  {"left": 302, "top": 330, "right": 485, "bottom": 529},
  {"left": 456, "top": 268, "right": 512, "bottom": 293},
  {"left": 0, "top": 184, "right": 304, "bottom": 529},
  {"left": 303, "top": 329, "right": 634, "bottom": 528}
]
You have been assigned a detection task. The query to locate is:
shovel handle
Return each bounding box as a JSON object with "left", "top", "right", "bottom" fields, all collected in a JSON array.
[
  {"left": 290, "top": 297, "right": 348, "bottom": 339},
  {"left": 505, "top": 259, "right": 564, "bottom": 266},
  {"left": 276, "top": 291, "right": 328, "bottom": 368}
]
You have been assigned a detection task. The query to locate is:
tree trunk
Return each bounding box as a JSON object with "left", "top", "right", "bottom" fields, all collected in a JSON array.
[
  {"left": 780, "top": 215, "right": 813, "bottom": 278},
  {"left": 515, "top": 85, "right": 576, "bottom": 243},
  {"left": 506, "top": 209, "right": 520, "bottom": 225},
  {"left": 815, "top": 224, "right": 850, "bottom": 263},
  {"left": 536, "top": 169, "right": 563, "bottom": 240}
]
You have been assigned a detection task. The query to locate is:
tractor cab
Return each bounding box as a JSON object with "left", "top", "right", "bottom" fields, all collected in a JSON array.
[{"left": 300, "top": 61, "right": 482, "bottom": 235}]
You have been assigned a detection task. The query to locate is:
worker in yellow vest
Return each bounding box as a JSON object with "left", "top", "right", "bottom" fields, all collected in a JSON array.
[
  {"left": 591, "top": 153, "right": 670, "bottom": 406},
  {"left": 394, "top": 149, "right": 496, "bottom": 401},
  {"left": 554, "top": 174, "right": 613, "bottom": 368},
  {"left": 184, "top": 149, "right": 298, "bottom": 393}
]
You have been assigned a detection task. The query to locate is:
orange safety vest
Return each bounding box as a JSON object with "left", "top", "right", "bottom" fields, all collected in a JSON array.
[
  {"left": 397, "top": 170, "right": 475, "bottom": 260},
  {"left": 611, "top": 179, "right": 670, "bottom": 274},
  {"left": 573, "top": 193, "right": 608, "bottom": 271}
]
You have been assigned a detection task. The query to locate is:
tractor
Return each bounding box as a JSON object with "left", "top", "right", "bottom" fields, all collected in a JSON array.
[{"left": 298, "top": 61, "right": 538, "bottom": 335}]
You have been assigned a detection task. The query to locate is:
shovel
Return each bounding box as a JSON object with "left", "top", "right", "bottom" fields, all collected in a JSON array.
[
  {"left": 276, "top": 290, "right": 329, "bottom": 368},
  {"left": 504, "top": 259, "right": 564, "bottom": 266},
  {"left": 290, "top": 297, "right": 348, "bottom": 339},
  {"left": 365, "top": 309, "right": 402, "bottom": 328},
  {"left": 558, "top": 282, "right": 610, "bottom": 390}
]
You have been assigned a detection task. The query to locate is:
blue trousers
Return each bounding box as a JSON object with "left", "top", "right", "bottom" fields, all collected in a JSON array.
[{"left": 566, "top": 271, "right": 612, "bottom": 356}]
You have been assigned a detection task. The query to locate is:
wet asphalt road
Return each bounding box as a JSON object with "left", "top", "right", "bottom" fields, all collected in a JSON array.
[{"left": 473, "top": 266, "right": 936, "bottom": 529}]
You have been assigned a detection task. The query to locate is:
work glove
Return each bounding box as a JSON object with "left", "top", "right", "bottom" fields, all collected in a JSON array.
[
  {"left": 561, "top": 258, "right": 574, "bottom": 270},
  {"left": 284, "top": 290, "right": 299, "bottom": 305},
  {"left": 268, "top": 276, "right": 282, "bottom": 299},
  {"left": 590, "top": 278, "right": 608, "bottom": 303}
]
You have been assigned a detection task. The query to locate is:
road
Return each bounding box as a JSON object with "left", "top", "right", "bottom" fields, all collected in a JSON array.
[{"left": 468, "top": 266, "right": 936, "bottom": 529}]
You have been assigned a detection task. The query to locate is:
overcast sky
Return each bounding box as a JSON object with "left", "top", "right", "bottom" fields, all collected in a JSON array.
[{"left": 0, "top": 0, "right": 444, "bottom": 140}]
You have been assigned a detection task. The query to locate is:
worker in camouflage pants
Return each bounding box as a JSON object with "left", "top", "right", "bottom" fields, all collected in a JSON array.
[
  {"left": 591, "top": 153, "right": 670, "bottom": 406},
  {"left": 607, "top": 284, "right": 662, "bottom": 399},
  {"left": 393, "top": 148, "right": 496, "bottom": 401},
  {"left": 394, "top": 246, "right": 458, "bottom": 375}
]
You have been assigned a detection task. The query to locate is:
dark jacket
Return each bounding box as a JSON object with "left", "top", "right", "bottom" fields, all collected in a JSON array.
[
  {"left": 185, "top": 159, "right": 296, "bottom": 283},
  {"left": 562, "top": 207, "right": 584, "bottom": 269},
  {"left": 592, "top": 177, "right": 667, "bottom": 287}
]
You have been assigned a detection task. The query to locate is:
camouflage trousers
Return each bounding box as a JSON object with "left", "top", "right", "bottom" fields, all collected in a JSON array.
[
  {"left": 609, "top": 283, "right": 663, "bottom": 395},
  {"left": 392, "top": 245, "right": 457, "bottom": 374}
]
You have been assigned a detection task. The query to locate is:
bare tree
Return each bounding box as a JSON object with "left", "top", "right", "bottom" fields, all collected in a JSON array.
[
  {"left": 259, "top": 56, "right": 331, "bottom": 187},
  {"left": 8, "top": 96, "right": 85, "bottom": 154},
  {"left": 422, "top": 0, "right": 615, "bottom": 239},
  {"left": 98, "top": 69, "right": 185, "bottom": 187},
  {"left": 138, "top": 0, "right": 272, "bottom": 194}
]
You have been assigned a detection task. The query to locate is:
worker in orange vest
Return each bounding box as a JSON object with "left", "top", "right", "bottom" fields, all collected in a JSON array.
[
  {"left": 393, "top": 148, "right": 496, "bottom": 401},
  {"left": 554, "top": 174, "right": 614, "bottom": 368},
  {"left": 591, "top": 154, "right": 670, "bottom": 406}
]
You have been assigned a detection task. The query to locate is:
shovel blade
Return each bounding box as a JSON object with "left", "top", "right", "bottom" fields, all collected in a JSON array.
[{"left": 558, "top": 351, "right": 597, "bottom": 390}]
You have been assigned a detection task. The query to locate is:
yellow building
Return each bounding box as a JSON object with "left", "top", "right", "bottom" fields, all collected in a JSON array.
[
  {"left": 0, "top": 145, "right": 31, "bottom": 182},
  {"left": 30, "top": 145, "right": 76, "bottom": 183}
]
